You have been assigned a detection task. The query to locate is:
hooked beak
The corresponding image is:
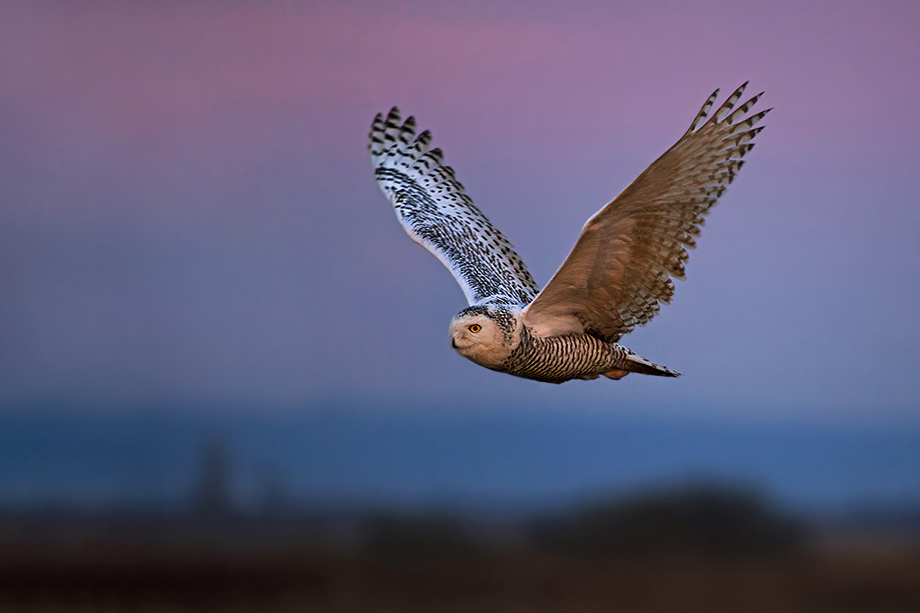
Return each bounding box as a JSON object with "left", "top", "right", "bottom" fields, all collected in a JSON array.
[{"left": 451, "top": 338, "right": 458, "bottom": 349}]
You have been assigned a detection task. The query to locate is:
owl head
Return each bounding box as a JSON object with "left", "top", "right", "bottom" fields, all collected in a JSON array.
[{"left": 449, "top": 305, "right": 519, "bottom": 369}]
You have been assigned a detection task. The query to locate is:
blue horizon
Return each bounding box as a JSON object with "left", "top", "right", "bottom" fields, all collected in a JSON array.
[{"left": 2, "top": 403, "right": 918, "bottom": 517}]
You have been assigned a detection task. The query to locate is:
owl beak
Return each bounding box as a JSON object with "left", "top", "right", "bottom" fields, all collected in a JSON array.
[{"left": 451, "top": 338, "right": 458, "bottom": 349}]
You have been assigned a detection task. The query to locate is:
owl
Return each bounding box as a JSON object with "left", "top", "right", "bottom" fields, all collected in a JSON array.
[{"left": 370, "top": 84, "right": 768, "bottom": 383}]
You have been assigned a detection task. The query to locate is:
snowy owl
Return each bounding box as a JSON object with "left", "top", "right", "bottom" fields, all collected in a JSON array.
[{"left": 370, "top": 83, "right": 768, "bottom": 383}]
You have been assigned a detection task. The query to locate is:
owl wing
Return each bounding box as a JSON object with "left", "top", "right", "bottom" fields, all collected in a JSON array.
[
  {"left": 370, "top": 108, "right": 539, "bottom": 306},
  {"left": 523, "top": 83, "right": 770, "bottom": 342}
]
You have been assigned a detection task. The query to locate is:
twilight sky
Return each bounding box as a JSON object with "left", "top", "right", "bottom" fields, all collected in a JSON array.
[{"left": 1, "top": 0, "right": 919, "bottom": 424}]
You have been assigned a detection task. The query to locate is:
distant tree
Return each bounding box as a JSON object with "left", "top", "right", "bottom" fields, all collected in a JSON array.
[
  {"left": 256, "top": 465, "right": 293, "bottom": 515},
  {"left": 194, "top": 437, "right": 232, "bottom": 517},
  {"left": 530, "top": 484, "right": 806, "bottom": 558}
]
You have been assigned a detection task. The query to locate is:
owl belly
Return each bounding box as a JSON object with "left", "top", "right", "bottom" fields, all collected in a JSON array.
[{"left": 500, "top": 328, "right": 624, "bottom": 384}]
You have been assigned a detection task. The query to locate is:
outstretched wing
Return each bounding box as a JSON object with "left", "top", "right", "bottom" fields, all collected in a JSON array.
[
  {"left": 370, "top": 108, "right": 539, "bottom": 306},
  {"left": 523, "top": 83, "right": 770, "bottom": 342}
]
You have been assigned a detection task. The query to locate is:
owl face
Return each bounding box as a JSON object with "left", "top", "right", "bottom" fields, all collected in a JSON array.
[{"left": 449, "top": 311, "right": 510, "bottom": 369}]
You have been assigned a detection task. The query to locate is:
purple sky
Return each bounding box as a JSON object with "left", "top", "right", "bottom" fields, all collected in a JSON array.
[{"left": 1, "top": 0, "right": 919, "bottom": 423}]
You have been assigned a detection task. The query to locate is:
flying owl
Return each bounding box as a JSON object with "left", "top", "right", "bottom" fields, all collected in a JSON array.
[{"left": 370, "top": 83, "right": 769, "bottom": 383}]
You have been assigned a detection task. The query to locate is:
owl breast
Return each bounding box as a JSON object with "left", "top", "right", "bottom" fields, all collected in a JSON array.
[{"left": 500, "top": 326, "right": 622, "bottom": 384}]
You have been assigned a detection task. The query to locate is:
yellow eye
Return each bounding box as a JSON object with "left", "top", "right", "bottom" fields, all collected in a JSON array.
[{"left": 469, "top": 324, "right": 482, "bottom": 333}]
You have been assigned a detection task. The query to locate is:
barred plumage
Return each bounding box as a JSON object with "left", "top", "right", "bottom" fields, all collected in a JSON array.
[
  {"left": 370, "top": 108, "right": 539, "bottom": 306},
  {"left": 501, "top": 328, "right": 664, "bottom": 384},
  {"left": 370, "top": 85, "right": 768, "bottom": 383}
]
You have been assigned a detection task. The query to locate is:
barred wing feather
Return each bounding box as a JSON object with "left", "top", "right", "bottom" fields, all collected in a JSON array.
[
  {"left": 370, "top": 108, "right": 539, "bottom": 306},
  {"left": 523, "top": 83, "right": 770, "bottom": 342}
]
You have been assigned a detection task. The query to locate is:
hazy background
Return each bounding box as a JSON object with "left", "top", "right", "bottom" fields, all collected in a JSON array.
[{"left": 1, "top": 0, "right": 919, "bottom": 519}]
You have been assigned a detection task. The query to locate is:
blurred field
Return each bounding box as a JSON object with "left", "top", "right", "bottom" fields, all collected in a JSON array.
[
  {"left": 2, "top": 486, "right": 919, "bottom": 613},
  {"left": 3, "top": 415, "right": 919, "bottom": 611},
  {"left": 3, "top": 542, "right": 920, "bottom": 612}
]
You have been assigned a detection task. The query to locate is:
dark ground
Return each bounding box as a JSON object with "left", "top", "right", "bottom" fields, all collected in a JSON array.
[
  {"left": 2, "top": 542, "right": 920, "bottom": 612},
  {"left": 3, "top": 485, "right": 918, "bottom": 611}
]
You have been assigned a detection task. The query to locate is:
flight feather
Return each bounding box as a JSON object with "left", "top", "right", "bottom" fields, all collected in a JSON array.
[
  {"left": 370, "top": 107, "right": 539, "bottom": 306},
  {"left": 522, "top": 83, "right": 770, "bottom": 342}
]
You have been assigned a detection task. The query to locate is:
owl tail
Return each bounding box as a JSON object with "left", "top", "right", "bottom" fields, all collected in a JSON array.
[{"left": 605, "top": 352, "right": 681, "bottom": 380}]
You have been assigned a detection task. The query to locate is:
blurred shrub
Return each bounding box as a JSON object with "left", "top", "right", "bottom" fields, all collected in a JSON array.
[
  {"left": 530, "top": 484, "right": 806, "bottom": 558},
  {"left": 362, "top": 513, "right": 483, "bottom": 558}
]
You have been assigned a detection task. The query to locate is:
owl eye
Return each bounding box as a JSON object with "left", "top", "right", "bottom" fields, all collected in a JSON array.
[{"left": 469, "top": 324, "right": 482, "bottom": 333}]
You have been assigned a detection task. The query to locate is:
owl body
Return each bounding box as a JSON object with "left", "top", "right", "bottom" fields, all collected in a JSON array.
[
  {"left": 449, "top": 304, "right": 677, "bottom": 384},
  {"left": 370, "top": 84, "right": 769, "bottom": 384}
]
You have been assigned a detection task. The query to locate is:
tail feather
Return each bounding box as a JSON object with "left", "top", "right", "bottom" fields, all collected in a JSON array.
[{"left": 605, "top": 351, "right": 680, "bottom": 379}]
